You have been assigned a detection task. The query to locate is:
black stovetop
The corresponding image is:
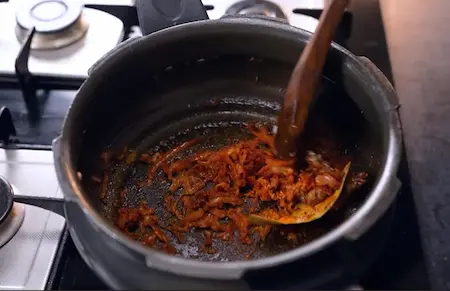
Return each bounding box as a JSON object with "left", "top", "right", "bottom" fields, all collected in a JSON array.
[{"left": 0, "top": 0, "right": 431, "bottom": 289}]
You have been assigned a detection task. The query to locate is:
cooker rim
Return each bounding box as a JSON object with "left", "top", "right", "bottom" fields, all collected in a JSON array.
[{"left": 58, "top": 17, "right": 402, "bottom": 279}]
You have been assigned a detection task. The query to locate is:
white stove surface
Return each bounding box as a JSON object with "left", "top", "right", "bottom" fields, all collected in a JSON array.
[
  {"left": 0, "top": 2, "right": 124, "bottom": 79},
  {"left": 0, "top": 150, "right": 65, "bottom": 290}
]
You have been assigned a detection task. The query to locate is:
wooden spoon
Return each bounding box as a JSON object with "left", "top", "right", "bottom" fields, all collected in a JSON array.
[
  {"left": 248, "top": 162, "right": 351, "bottom": 225},
  {"left": 274, "top": 0, "right": 350, "bottom": 159}
]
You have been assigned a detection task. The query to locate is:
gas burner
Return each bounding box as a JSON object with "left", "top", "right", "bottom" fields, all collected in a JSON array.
[
  {"left": 15, "top": 0, "right": 89, "bottom": 50},
  {"left": 0, "top": 185, "right": 25, "bottom": 248},
  {"left": 225, "top": 0, "right": 287, "bottom": 20}
]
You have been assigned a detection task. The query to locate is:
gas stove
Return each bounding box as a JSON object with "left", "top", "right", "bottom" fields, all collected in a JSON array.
[
  {"left": 0, "top": 0, "right": 430, "bottom": 290},
  {"left": 0, "top": 150, "right": 64, "bottom": 290}
]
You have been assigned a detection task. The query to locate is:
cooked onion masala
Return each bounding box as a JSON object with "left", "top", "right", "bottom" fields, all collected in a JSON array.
[
  {"left": 248, "top": 161, "right": 351, "bottom": 225},
  {"left": 99, "top": 124, "right": 368, "bottom": 255}
]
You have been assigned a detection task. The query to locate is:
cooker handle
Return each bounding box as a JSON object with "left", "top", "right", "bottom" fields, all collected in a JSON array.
[
  {"left": 52, "top": 136, "right": 79, "bottom": 205},
  {"left": 135, "top": 0, "right": 209, "bottom": 36},
  {"left": 344, "top": 56, "right": 402, "bottom": 240}
]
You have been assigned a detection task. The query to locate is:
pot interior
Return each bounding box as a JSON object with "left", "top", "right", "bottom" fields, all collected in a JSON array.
[{"left": 67, "top": 22, "right": 386, "bottom": 262}]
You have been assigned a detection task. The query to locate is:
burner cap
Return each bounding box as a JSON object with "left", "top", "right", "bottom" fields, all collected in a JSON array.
[
  {"left": 0, "top": 179, "right": 25, "bottom": 248},
  {"left": 0, "top": 202, "right": 25, "bottom": 248},
  {"left": 225, "top": 0, "right": 286, "bottom": 20},
  {"left": 16, "top": 0, "right": 83, "bottom": 33}
]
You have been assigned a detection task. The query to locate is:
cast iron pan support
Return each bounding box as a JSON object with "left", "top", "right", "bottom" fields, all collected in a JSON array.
[
  {"left": 14, "top": 27, "right": 40, "bottom": 123},
  {"left": 132, "top": 0, "right": 375, "bottom": 289},
  {"left": 0, "top": 106, "right": 16, "bottom": 144},
  {"left": 0, "top": 173, "right": 65, "bottom": 227},
  {"left": 13, "top": 195, "right": 65, "bottom": 217}
]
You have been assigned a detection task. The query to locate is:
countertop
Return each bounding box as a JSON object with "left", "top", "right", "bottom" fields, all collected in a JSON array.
[{"left": 380, "top": 0, "right": 450, "bottom": 290}]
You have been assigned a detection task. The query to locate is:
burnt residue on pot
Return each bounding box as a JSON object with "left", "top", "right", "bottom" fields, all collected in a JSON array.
[{"left": 78, "top": 55, "right": 380, "bottom": 262}]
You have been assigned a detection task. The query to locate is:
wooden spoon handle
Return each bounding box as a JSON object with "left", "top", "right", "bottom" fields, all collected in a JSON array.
[{"left": 275, "top": 0, "right": 350, "bottom": 158}]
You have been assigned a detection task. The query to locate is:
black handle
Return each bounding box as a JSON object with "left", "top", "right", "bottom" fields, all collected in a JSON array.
[
  {"left": 135, "top": 0, "right": 209, "bottom": 36},
  {"left": 14, "top": 195, "right": 66, "bottom": 217}
]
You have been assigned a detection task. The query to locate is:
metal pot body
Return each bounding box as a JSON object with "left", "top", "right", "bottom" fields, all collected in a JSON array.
[{"left": 52, "top": 9, "right": 402, "bottom": 290}]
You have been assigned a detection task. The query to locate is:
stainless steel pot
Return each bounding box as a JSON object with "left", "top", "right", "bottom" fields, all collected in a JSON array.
[{"left": 51, "top": 0, "right": 402, "bottom": 289}]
